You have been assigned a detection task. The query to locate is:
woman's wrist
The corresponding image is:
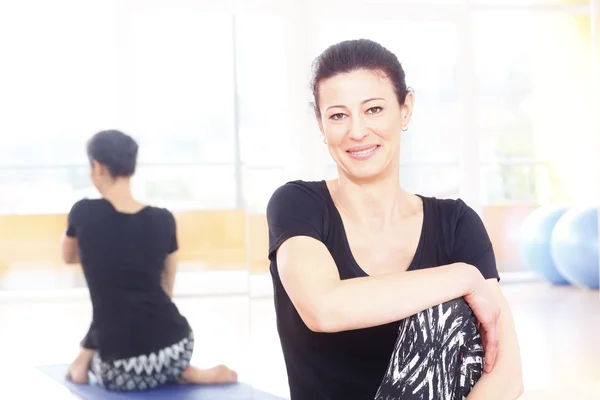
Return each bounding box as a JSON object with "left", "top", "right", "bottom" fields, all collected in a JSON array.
[{"left": 452, "top": 262, "right": 484, "bottom": 296}]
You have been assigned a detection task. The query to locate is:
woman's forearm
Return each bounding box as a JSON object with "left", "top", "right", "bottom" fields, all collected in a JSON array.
[{"left": 313, "top": 263, "right": 482, "bottom": 332}]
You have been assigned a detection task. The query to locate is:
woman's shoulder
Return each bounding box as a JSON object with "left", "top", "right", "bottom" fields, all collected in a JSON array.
[
  {"left": 266, "top": 180, "right": 331, "bottom": 232},
  {"left": 421, "top": 195, "right": 484, "bottom": 236},
  {"left": 68, "top": 197, "right": 107, "bottom": 214},
  {"left": 268, "top": 180, "right": 329, "bottom": 209},
  {"left": 266, "top": 180, "right": 331, "bottom": 257},
  {"left": 421, "top": 195, "right": 473, "bottom": 218},
  {"left": 141, "top": 205, "right": 176, "bottom": 223}
]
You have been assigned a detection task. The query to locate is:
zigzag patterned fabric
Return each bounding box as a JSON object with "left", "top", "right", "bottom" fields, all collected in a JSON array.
[
  {"left": 375, "top": 299, "right": 484, "bottom": 400},
  {"left": 90, "top": 330, "right": 194, "bottom": 391}
]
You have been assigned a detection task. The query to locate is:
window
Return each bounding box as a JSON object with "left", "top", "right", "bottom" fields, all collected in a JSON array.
[
  {"left": 0, "top": 3, "right": 242, "bottom": 213},
  {"left": 112, "top": 7, "right": 240, "bottom": 210},
  {"left": 119, "top": 8, "right": 236, "bottom": 165},
  {"left": 0, "top": 0, "right": 117, "bottom": 167},
  {"left": 0, "top": 1, "right": 116, "bottom": 214},
  {"left": 474, "top": 11, "right": 593, "bottom": 204},
  {"left": 242, "top": 166, "right": 286, "bottom": 214},
  {"left": 236, "top": 15, "right": 289, "bottom": 167},
  {"left": 480, "top": 164, "right": 538, "bottom": 205},
  {"left": 234, "top": 14, "right": 292, "bottom": 214},
  {"left": 133, "top": 165, "right": 237, "bottom": 211},
  {"left": 0, "top": 167, "right": 93, "bottom": 215}
]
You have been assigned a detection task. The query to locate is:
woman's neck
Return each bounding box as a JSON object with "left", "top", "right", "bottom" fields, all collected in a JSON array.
[
  {"left": 101, "top": 179, "right": 144, "bottom": 213},
  {"left": 331, "top": 169, "right": 416, "bottom": 232}
]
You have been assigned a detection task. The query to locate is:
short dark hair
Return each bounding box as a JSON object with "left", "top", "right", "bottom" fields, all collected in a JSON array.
[
  {"left": 87, "top": 130, "right": 138, "bottom": 178},
  {"left": 310, "top": 39, "right": 409, "bottom": 118}
]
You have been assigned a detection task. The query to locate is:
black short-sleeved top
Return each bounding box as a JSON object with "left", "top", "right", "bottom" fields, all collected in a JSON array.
[
  {"left": 266, "top": 180, "right": 499, "bottom": 400},
  {"left": 66, "top": 198, "right": 191, "bottom": 361}
]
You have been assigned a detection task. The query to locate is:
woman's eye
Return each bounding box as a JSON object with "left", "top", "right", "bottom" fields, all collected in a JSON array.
[
  {"left": 330, "top": 113, "right": 345, "bottom": 120},
  {"left": 366, "top": 106, "right": 383, "bottom": 114}
]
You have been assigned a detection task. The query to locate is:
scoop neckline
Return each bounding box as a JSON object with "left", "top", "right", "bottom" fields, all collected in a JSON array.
[{"left": 318, "top": 179, "right": 426, "bottom": 277}]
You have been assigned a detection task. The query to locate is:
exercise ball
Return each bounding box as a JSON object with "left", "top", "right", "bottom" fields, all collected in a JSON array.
[
  {"left": 518, "top": 206, "right": 570, "bottom": 284},
  {"left": 550, "top": 208, "right": 600, "bottom": 290}
]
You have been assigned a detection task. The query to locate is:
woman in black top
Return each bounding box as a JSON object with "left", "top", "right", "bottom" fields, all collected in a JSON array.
[
  {"left": 63, "top": 130, "right": 237, "bottom": 391},
  {"left": 266, "top": 40, "right": 524, "bottom": 399}
]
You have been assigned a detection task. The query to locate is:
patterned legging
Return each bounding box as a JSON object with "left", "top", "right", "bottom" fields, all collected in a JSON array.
[
  {"left": 90, "top": 330, "right": 195, "bottom": 392},
  {"left": 375, "top": 299, "right": 484, "bottom": 400}
]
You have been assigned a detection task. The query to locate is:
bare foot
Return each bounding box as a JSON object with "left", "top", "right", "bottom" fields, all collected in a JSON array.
[
  {"left": 66, "top": 363, "right": 90, "bottom": 384},
  {"left": 180, "top": 364, "right": 238, "bottom": 385},
  {"left": 66, "top": 348, "right": 94, "bottom": 384}
]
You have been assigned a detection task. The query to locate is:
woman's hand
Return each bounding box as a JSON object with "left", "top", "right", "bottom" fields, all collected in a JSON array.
[{"left": 462, "top": 264, "right": 502, "bottom": 374}]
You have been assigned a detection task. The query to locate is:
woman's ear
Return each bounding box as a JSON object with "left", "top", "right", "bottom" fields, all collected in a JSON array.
[
  {"left": 92, "top": 161, "right": 109, "bottom": 177},
  {"left": 402, "top": 91, "right": 415, "bottom": 126},
  {"left": 90, "top": 160, "right": 99, "bottom": 176}
]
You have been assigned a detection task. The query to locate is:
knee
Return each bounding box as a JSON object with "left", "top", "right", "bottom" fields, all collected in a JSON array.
[
  {"left": 440, "top": 298, "right": 476, "bottom": 321},
  {"left": 414, "top": 298, "right": 479, "bottom": 343},
  {"left": 436, "top": 298, "right": 479, "bottom": 336},
  {"left": 399, "top": 298, "right": 480, "bottom": 344}
]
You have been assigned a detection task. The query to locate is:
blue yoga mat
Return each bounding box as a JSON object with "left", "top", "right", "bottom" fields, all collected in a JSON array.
[{"left": 37, "top": 364, "right": 285, "bottom": 400}]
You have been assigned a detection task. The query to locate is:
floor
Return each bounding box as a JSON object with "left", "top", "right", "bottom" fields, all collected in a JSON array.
[{"left": 0, "top": 273, "right": 599, "bottom": 399}]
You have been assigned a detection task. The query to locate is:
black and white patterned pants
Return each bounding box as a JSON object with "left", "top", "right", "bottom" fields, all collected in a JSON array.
[
  {"left": 375, "top": 298, "right": 484, "bottom": 400},
  {"left": 90, "top": 330, "right": 195, "bottom": 392}
]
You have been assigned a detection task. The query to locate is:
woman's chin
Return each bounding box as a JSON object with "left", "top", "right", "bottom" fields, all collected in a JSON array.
[{"left": 343, "top": 164, "right": 390, "bottom": 183}]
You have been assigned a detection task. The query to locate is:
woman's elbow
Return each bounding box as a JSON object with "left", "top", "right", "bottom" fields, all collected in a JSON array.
[
  {"left": 512, "top": 359, "right": 525, "bottom": 397},
  {"left": 517, "top": 385, "right": 525, "bottom": 399},
  {"left": 304, "top": 316, "right": 325, "bottom": 333},
  {"left": 304, "top": 314, "right": 337, "bottom": 333},
  {"left": 513, "top": 377, "right": 525, "bottom": 399},
  {"left": 62, "top": 252, "right": 79, "bottom": 264},
  {"left": 299, "top": 303, "right": 339, "bottom": 333},
  {"left": 502, "top": 370, "right": 524, "bottom": 399}
]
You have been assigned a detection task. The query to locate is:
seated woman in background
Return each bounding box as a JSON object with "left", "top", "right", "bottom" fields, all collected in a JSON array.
[
  {"left": 62, "top": 130, "right": 237, "bottom": 391},
  {"left": 266, "top": 39, "right": 523, "bottom": 399}
]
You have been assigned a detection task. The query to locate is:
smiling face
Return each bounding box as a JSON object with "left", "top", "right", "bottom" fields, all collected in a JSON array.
[{"left": 317, "top": 69, "right": 413, "bottom": 182}]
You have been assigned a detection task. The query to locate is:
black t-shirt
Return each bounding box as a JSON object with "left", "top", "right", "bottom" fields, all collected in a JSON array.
[
  {"left": 266, "top": 180, "right": 499, "bottom": 400},
  {"left": 66, "top": 198, "right": 190, "bottom": 361}
]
